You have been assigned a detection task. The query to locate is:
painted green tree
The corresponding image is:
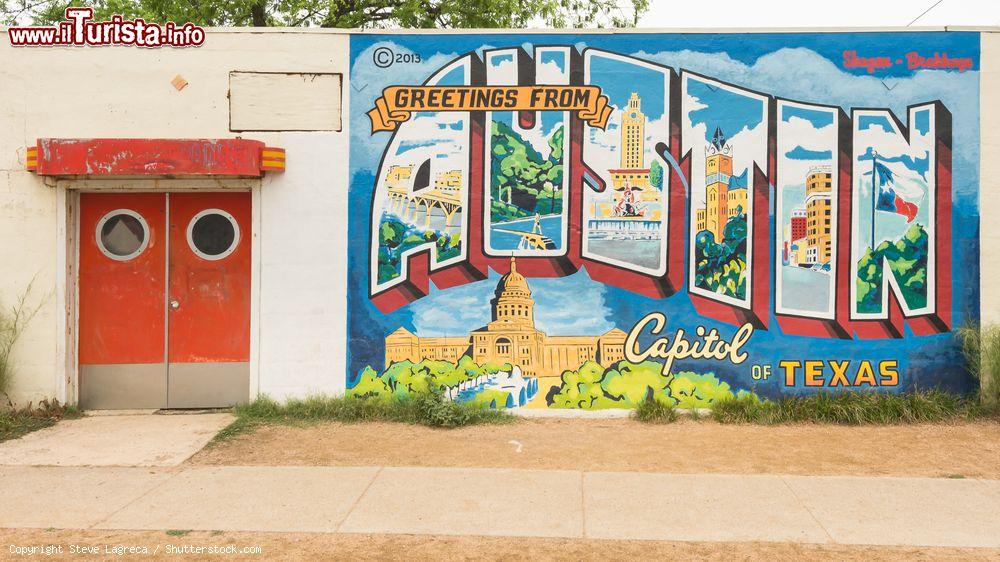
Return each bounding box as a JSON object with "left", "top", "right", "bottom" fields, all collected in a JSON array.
[
  {"left": 376, "top": 214, "right": 460, "bottom": 284},
  {"left": 349, "top": 356, "right": 512, "bottom": 402},
  {"left": 490, "top": 121, "right": 564, "bottom": 222},
  {"left": 649, "top": 160, "right": 664, "bottom": 190},
  {"left": 856, "top": 222, "right": 929, "bottom": 313},
  {"left": 694, "top": 212, "right": 747, "bottom": 299}
]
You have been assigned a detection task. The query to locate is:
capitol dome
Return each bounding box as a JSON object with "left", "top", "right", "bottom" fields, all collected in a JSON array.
[
  {"left": 490, "top": 256, "right": 536, "bottom": 329},
  {"left": 496, "top": 256, "right": 531, "bottom": 297}
]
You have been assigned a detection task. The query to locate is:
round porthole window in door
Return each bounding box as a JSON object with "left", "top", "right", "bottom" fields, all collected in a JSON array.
[
  {"left": 96, "top": 209, "right": 150, "bottom": 261},
  {"left": 187, "top": 209, "right": 240, "bottom": 261}
]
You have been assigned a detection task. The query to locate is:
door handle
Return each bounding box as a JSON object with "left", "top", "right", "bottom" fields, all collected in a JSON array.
[{"left": 169, "top": 299, "right": 180, "bottom": 311}]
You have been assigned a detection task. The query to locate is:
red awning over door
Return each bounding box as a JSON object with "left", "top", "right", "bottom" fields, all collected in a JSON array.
[{"left": 26, "top": 138, "right": 284, "bottom": 177}]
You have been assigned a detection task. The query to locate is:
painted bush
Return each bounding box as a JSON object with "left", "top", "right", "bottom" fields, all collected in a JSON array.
[
  {"left": 350, "top": 357, "right": 540, "bottom": 409},
  {"left": 547, "top": 360, "right": 750, "bottom": 410}
]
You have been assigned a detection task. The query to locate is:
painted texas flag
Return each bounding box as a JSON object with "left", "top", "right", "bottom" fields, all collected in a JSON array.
[{"left": 872, "top": 161, "right": 919, "bottom": 223}]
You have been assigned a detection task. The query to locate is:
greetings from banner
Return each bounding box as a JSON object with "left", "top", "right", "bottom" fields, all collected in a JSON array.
[{"left": 368, "top": 85, "right": 612, "bottom": 132}]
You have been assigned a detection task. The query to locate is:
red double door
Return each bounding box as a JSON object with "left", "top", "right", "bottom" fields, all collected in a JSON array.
[{"left": 79, "top": 192, "right": 251, "bottom": 409}]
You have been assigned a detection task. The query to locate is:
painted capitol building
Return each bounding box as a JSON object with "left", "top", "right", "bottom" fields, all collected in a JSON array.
[{"left": 385, "top": 257, "right": 627, "bottom": 376}]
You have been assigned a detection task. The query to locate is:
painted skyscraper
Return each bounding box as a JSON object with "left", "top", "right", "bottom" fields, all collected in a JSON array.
[{"left": 805, "top": 166, "right": 833, "bottom": 264}]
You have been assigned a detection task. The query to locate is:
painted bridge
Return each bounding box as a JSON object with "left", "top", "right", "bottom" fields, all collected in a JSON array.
[{"left": 387, "top": 184, "right": 462, "bottom": 229}]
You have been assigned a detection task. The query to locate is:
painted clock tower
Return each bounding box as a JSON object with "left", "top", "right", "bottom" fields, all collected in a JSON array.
[{"left": 619, "top": 92, "right": 645, "bottom": 169}]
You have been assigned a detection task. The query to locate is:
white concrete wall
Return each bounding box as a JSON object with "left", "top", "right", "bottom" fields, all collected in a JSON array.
[
  {"left": 981, "top": 32, "right": 999, "bottom": 399},
  {"left": 982, "top": 32, "right": 1000, "bottom": 327},
  {"left": 0, "top": 30, "right": 351, "bottom": 405},
  {"left": 0, "top": 154, "right": 58, "bottom": 406},
  {"left": 257, "top": 132, "right": 349, "bottom": 400}
]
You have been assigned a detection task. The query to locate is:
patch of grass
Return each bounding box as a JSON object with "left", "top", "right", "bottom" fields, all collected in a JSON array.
[
  {"left": 710, "top": 390, "right": 985, "bottom": 425},
  {"left": 686, "top": 408, "right": 705, "bottom": 421},
  {"left": 0, "top": 399, "right": 81, "bottom": 443},
  {"left": 957, "top": 323, "right": 1000, "bottom": 410},
  {"left": 210, "top": 416, "right": 258, "bottom": 443},
  {"left": 165, "top": 530, "right": 191, "bottom": 537},
  {"left": 632, "top": 399, "right": 677, "bottom": 423},
  {"left": 213, "top": 392, "right": 515, "bottom": 443},
  {"left": 0, "top": 279, "right": 45, "bottom": 404}
]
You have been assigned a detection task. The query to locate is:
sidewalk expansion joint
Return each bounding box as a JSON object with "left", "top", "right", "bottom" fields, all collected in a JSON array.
[
  {"left": 87, "top": 468, "right": 186, "bottom": 530},
  {"left": 334, "top": 465, "right": 384, "bottom": 533},
  {"left": 779, "top": 475, "right": 835, "bottom": 544}
]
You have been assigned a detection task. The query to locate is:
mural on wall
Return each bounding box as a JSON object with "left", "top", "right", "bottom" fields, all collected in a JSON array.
[{"left": 348, "top": 32, "right": 980, "bottom": 410}]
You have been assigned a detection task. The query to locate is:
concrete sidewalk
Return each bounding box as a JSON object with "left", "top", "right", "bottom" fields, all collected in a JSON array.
[
  {"left": 0, "top": 413, "right": 233, "bottom": 467},
  {"left": 1, "top": 465, "right": 998, "bottom": 547}
]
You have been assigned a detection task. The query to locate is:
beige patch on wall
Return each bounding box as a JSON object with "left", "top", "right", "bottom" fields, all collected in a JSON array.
[{"left": 229, "top": 71, "right": 342, "bottom": 132}]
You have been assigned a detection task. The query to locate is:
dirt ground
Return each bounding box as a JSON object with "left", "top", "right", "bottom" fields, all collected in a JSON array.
[
  {"left": 190, "top": 417, "right": 1000, "bottom": 478},
  {"left": 3, "top": 529, "right": 999, "bottom": 562}
]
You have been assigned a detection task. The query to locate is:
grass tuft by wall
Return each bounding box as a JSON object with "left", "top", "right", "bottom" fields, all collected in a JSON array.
[
  {"left": 215, "top": 392, "right": 514, "bottom": 442},
  {"left": 0, "top": 280, "right": 44, "bottom": 405},
  {"left": 0, "top": 400, "right": 80, "bottom": 443},
  {"left": 709, "top": 390, "right": 990, "bottom": 425},
  {"left": 632, "top": 398, "right": 679, "bottom": 423},
  {"left": 630, "top": 390, "right": 997, "bottom": 426},
  {"left": 957, "top": 323, "right": 1000, "bottom": 408}
]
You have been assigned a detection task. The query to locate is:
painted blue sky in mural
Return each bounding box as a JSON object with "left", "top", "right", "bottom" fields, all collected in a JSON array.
[
  {"left": 409, "top": 268, "right": 615, "bottom": 337},
  {"left": 857, "top": 122, "right": 931, "bottom": 181},
  {"left": 782, "top": 105, "right": 834, "bottom": 128},
  {"left": 589, "top": 55, "right": 667, "bottom": 121},
  {"left": 786, "top": 146, "right": 833, "bottom": 160},
  {"left": 539, "top": 50, "right": 566, "bottom": 72},
  {"left": 686, "top": 78, "right": 764, "bottom": 143},
  {"left": 780, "top": 105, "right": 836, "bottom": 167}
]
